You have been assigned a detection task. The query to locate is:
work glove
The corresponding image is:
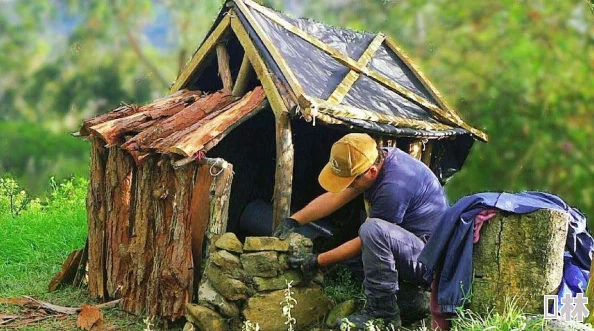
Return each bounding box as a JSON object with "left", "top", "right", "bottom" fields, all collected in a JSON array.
[
  {"left": 287, "top": 253, "right": 319, "bottom": 275},
  {"left": 272, "top": 217, "right": 299, "bottom": 239}
]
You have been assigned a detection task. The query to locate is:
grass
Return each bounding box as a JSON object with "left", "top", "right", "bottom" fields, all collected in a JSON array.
[
  {"left": 2, "top": 176, "right": 592, "bottom": 330},
  {"left": 323, "top": 265, "right": 365, "bottom": 305},
  {"left": 449, "top": 299, "right": 546, "bottom": 331},
  {"left": 0, "top": 177, "right": 148, "bottom": 330}
]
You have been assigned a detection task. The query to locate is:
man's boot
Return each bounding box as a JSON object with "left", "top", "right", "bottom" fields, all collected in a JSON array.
[
  {"left": 397, "top": 283, "right": 431, "bottom": 325},
  {"left": 340, "top": 293, "right": 402, "bottom": 330}
]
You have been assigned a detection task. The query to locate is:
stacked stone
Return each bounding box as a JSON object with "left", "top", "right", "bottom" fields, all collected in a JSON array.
[{"left": 185, "top": 232, "right": 333, "bottom": 331}]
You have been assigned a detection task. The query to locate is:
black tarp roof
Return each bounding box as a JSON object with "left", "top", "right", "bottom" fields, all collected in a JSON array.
[{"left": 173, "top": 0, "right": 489, "bottom": 182}]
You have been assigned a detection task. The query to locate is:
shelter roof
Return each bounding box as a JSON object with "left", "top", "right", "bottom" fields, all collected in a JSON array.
[{"left": 171, "top": 0, "right": 487, "bottom": 141}]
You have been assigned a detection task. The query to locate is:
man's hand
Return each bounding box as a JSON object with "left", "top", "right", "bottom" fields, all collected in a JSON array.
[
  {"left": 287, "top": 253, "right": 319, "bottom": 274},
  {"left": 272, "top": 217, "right": 299, "bottom": 239}
]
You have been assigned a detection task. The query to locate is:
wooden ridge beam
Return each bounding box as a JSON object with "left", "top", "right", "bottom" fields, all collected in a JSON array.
[{"left": 170, "top": 16, "right": 231, "bottom": 93}]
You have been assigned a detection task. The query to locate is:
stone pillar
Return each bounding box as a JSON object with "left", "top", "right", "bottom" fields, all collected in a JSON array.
[
  {"left": 185, "top": 233, "right": 333, "bottom": 331},
  {"left": 471, "top": 209, "right": 568, "bottom": 315}
]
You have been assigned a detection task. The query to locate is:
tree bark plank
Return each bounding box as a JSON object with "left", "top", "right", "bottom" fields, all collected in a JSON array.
[
  {"left": 122, "top": 91, "right": 234, "bottom": 164},
  {"left": 151, "top": 100, "right": 241, "bottom": 156},
  {"left": 471, "top": 209, "right": 568, "bottom": 315},
  {"left": 170, "top": 87, "right": 266, "bottom": 158},
  {"left": 188, "top": 165, "right": 214, "bottom": 300},
  {"left": 272, "top": 111, "right": 293, "bottom": 231},
  {"left": 87, "top": 138, "right": 108, "bottom": 300},
  {"left": 73, "top": 240, "right": 89, "bottom": 287},
  {"left": 216, "top": 43, "right": 233, "bottom": 92},
  {"left": 80, "top": 105, "right": 139, "bottom": 136},
  {"left": 48, "top": 248, "right": 84, "bottom": 292},
  {"left": 121, "top": 157, "right": 156, "bottom": 315},
  {"left": 89, "top": 101, "right": 188, "bottom": 146},
  {"left": 158, "top": 159, "right": 196, "bottom": 318},
  {"left": 104, "top": 147, "right": 135, "bottom": 299},
  {"left": 80, "top": 90, "right": 199, "bottom": 137}
]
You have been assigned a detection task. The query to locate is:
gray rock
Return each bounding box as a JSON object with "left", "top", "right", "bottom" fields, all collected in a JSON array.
[
  {"left": 311, "top": 271, "right": 324, "bottom": 285},
  {"left": 244, "top": 237, "right": 290, "bottom": 252},
  {"left": 278, "top": 253, "right": 290, "bottom": 270},
  {"left": 287, "top": 232, "right": 313, "bottom": 255},
  {"left": 253, "top": 270, "right": 302, "bottom": 291},
  {"left": 211, "top": 250, "right": 241, "bottom": 271},
  {"left": 185, "top": 304, "right": 227, "bottom": 331},
  {"left": 197, "top": 279, "right": 240, "bottom": 317},
  {"left": 243, "top": 285, "right": 334, "bottom": 331},
  {"left": 241, "top": 251, "right": 279, "bottom": 277},
  {"left": 326, "top": 300, "right": 357, "bottom": 327},
  {"left": 215, "top": 232, "right": 243, "bottom": 253},
  {"left": 206, "top": 265, "right": 251, "bottom": 301}
]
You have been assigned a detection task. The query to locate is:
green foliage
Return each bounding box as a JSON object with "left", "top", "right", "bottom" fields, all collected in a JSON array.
[
  {"left": 0, "top": 176, "right": 87, "bottom": 297},
  {"left": 450, "top": 299, "right": 545, "bottom": 331},
  {"left": 323, "top": 265, "right": 365, "bottom": 305},
  {"left": 0, "top": 177, "right": 34, "bottom": 217},
  {"left": 0, "top": 122, "right": 90, "bottom": 195}
]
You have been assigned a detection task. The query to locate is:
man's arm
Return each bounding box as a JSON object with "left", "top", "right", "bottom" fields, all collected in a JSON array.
[
  {"left": 291, "top": 188, "right": 362, "bottom": 225},
  {"left": 318, "top": 237, "right": 362, "bottom": 267}
]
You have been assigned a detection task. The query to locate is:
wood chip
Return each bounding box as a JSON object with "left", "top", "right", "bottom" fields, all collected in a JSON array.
[
  {"left": 76, "top": 305, "right": 103, "bottom": 330},
  {"left": 0, "top": 297, "right": 33, "bottom": 305}
]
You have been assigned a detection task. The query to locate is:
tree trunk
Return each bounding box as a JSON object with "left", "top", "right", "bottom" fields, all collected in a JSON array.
[{"left": 471, "top": 209, "right": 568, "bottom": 315}]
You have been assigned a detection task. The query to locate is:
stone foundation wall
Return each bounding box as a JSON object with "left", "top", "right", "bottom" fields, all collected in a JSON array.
[{"left": 185, "top": 233, "right": 333, "bottom": 331}]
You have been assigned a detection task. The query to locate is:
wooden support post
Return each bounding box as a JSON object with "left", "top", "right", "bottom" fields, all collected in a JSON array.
[
  {"left": 409, "top": 139, "right": 423, "bottom": 160},
  {"left": 272, "top": 112, "right": 294, "bottom": 231},
  {"left": 232, "top": 54, "right": 254, "bottom": 97},
  {"left": 208, "top": 163, "right": 234, "bottom": 238},
  {"left": 216, "top": 43, "right": 233, "bottom": 92},
  {"left": 188, "top": 165, "right": 213, "bottom": 300},
  {"left": 421, "top": 140, "right": 433, "bottom": 166}
]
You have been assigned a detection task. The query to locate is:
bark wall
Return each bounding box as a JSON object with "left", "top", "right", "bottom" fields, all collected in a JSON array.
[{"left": 87, "top": 144, "right": 218, "bottom": 320}]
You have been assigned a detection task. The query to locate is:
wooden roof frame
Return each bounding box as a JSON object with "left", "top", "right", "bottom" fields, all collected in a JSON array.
[{"left": 168, "top": 0, "right": 487, "bottom": 141}]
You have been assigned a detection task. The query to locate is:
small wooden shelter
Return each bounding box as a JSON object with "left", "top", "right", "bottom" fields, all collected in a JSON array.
[{"left": 76, "top": 0, "right": 487, "bottom": 320}]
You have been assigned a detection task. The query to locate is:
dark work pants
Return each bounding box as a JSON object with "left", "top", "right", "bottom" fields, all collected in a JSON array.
[{"left": 359, "top": 218, "right": 428, "bottom": 298}]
